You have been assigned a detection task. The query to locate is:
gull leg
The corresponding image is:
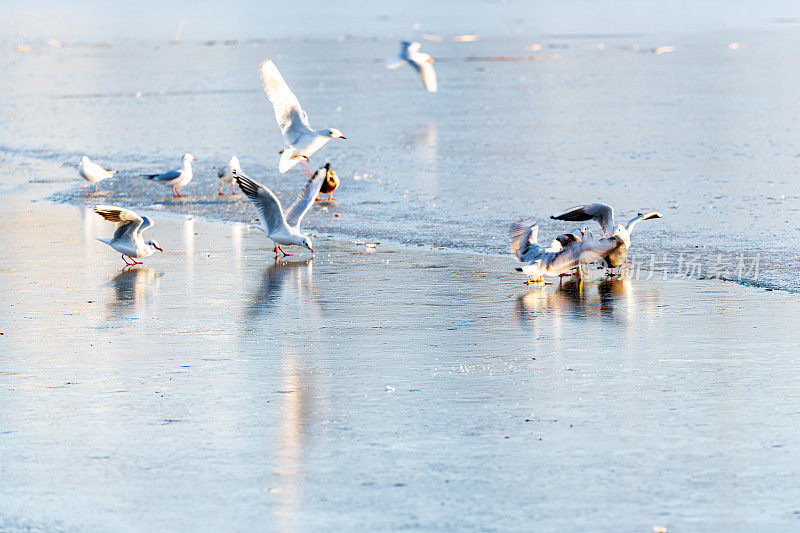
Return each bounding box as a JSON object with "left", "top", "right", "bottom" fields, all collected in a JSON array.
[
  {"left": 277, "top": 245, "right": 293, "bottom": 257},
  {"left": 81, "top": 183, "right": 89, "bottom": 190},
  {"left": 299, "top": 160, "right": 313, "bottom": 178},
  {"left": 315, "top": 194, "right": 324, "bottom": 202},
  {"left": 175, "top": 187, "right": 183, "bottom": 198},
  {"left": 218, "top": 182, "right": 225, "bottom": 195},
  {"left": 121, "top": 255, "right": 135, "bottom": 266},
  {"left": 328, "top": 193, "right": 336, "bottom": 201},
  {"left": 231, "top": 182, "right": 236, "bottom": 194},
  {"left": 273, "top": 243, "right": 279, "bottom": 256},
  {"left": 93, "top": 182, "right": 99, "bottom": 193}
]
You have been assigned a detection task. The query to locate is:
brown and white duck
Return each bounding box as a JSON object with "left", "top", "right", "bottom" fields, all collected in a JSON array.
[{"left": 315, "top": 163, "right": 340, "bottom": 202}]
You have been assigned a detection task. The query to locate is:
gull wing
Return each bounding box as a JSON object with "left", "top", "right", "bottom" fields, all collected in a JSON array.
[
  {"left": 417, "top": 55, "right": 438, "bottom": 93},
  {"left": 510, "top": 219, "right": 541, "bottom": 262},
  {"left": 234, "top": 171, "right": 289, "bottom": 235},
  {"left": 146, "top": 168, "right": 181, "bottom": 181},
  {"left": 95, "top": 205, "right": 145, "bottom": 242},
  {"left": 259, "top": 59, "right": 314, "bottom": 147},
  {"left": 551, "top": 203, "right": 615, "bottom": 237},
  {"left": 284, "top": 168, "right": 327, "bottom": 228}
]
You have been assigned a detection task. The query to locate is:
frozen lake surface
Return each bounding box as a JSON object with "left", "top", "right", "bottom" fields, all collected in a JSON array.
[{"left": 3, "top": 1, "right": 800, "bottom": 530}]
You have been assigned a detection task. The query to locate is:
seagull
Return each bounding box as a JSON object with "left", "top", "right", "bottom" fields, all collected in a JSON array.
[
  {"left": 233, "top": 167, "right": 326, "bottom": 257},
  {"left": 259, "top": 59, "right": 346, "bottom": 175},
  {"left": 315, "top": 162, "right": 340, "bottom": 202},
  {"left": 76, "top": 156, "right": 118, "bottom": 193},
  {"left": 386, "top": 41, "right": 438, "bottom": 93},
  {"left": 550, "top": 203, "right": 663, "bottom": 271},
  {"left": 213, "top": 155, "right": 241, "bottom": 195},
  {"left": 511, "top": 220, "right": 600, "bottom": 286},
  {"left": 144, "top": 153, "right": 196, "bottom": 197},
  {"left": 94, "top": 205, "right": 163, "bottom": 266}
]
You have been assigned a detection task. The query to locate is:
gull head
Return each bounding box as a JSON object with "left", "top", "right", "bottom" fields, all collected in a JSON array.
[
  {"left": 324, "top": 128, "right": 346, "bottom": 140},
  {"left": 183, "top": 153, "right": 197, "bottom": 163},
  {"left": 147, "top": 240, "right": 163, "bottom": 252},
  {"left": 229, "top": 155, "right": 241, "bottom": 170},
  {"left": 76, "top": 155, "right": 89, "bottom": 168},
  {"left": 301, "top": 235, "right": 314, "bottom": 253}
]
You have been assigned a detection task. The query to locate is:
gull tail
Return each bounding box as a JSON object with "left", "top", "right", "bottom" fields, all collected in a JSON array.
[{"left": 278, "top": 150, "right": 299, "bottom": 173}]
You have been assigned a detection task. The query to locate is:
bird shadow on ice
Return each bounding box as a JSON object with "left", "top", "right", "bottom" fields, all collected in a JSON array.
[
  {"left": 245, "top": 259, "right": 318, "bottom": 321},
  {"left": 104, "top": 266, "right": 159, "bottom": 318},
  {"left": 515, "top": 276, "right": 657, "bottom": 325}
]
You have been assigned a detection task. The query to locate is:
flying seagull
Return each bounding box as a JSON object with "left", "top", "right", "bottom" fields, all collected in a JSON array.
[
  {"left": 144, "top": 153, "right": 196, "bottom": 197},
  {"left": 551, "top": 203, "right": 662, "bottom": 270},
  {"left": 214, "top": 155, "right": 241, "bottom": 195},
  {"left": 77, "top": 156, "right": 118, "bottom": 193},
  {"left": 259, "top": 59, "right": 346, "bottom": 175},
  {"left": 386, "top": 41, "right": 438, "bottom": 93},
  {"left": 233, "top": 167, "right": 326, "bottom": 257},
  {"left": 95, "top": 205, "right": 163, "bottom": 266}
]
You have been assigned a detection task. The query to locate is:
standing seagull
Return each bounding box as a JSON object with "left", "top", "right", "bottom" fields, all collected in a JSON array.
[
  {"left": 233, "top": 167, "right": 326, "bottom": 257},
  {"left": 259, "top": 59, "right": 346, "bottom": 175},
  {"left": 386, "top": 41, "right": 438, "bottom": 93},
  {"left": 144, "top": 153, "right": 196, "bottom": 197},
  {"left": 550, "top": 203, "right": 663, "bottom": 270},
  {"left": 214, "top": 155, "right": 241, "bottom": 195},
  {"left": 77, "top": 156, "right": 118, "bottom": 193},
  {"left": 94, "top": 205, "right": 163, "bottom": 266}
]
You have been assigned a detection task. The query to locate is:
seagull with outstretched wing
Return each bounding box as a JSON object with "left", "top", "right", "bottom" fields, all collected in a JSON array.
[
  {"left": 95, "top": 205, "right": 163, "bottom": 266},
  {"left": 233, "top": 166, "right": 326, "bottom": 257},
  {"left": 386, "top": 41, "right": 438, "bottom": 93},
  {"left": 551, "top": 203, "right": 663, "bottom": 270},
  {"left": 259, "top": 59, "right": 346, "bottom": 175}
]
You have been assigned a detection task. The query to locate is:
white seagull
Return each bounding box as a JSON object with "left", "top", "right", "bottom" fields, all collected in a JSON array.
[
  {"left": 550, "top": 203, "right": 663, "bottom": 270},
  {"left": 95, "top": 205, "right": 163, "bottom": 266},
  {"left": 259, "top": 59, "right": 346, "bottom": 175},
  {"left": 386, "top": 41, "right": 438, "bottom": 93},
  {"left": 214, "top": 155, "right": 241, "bottom": 195},
  {"left": 77, "top": 156, "right": 118, "bottom": 193},
  {"left": 144, "top": 153, "right": 196, "bottom": 197},
  {"left": 511, "top": 220, "right": 599, "bottom": 285},
  {"left": 233, "top": 167, "right": 326, "bottom": 257}
]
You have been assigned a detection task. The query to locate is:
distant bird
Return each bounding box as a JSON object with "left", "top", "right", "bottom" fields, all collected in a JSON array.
[
  {"left": 94, "top": 205, "right": 163, "bottom": 266},
  {"left": 386, "top": 41, "right": 438, "bottom": 93},
  {"left": 550, "top": 203, "right": 663, "bottom": 270},
  {"left": 316, "top": 163, "right": 340, "bottom": 201},
  {"left": 259, "top": 59, "right": 346, "bottom": 175},
  {"left": 144, "top": 153, "right": 196, "bottom": 197},
  {"left": 214, "top": 155, "right": 241, "bottom": 195},
  {"left": 511, "top": 220, "right": 598, "bottom": 286},
  {"left": 77, "top": 156, "right": 118, "bottom": 193},
  {"left": 233, "top": 167, "right": 326, "bottom": 257}
]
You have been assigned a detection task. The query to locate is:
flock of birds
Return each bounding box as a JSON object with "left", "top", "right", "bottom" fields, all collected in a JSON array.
[{"left": 84, "top": 42, "right": 661, "bottom": 287}]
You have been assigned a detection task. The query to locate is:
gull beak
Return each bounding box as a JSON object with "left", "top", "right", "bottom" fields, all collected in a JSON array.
[
  {"left": 339, "top": 135, "right": 347, "bottom": 139},
  {"left": 309, "top": 247, "right": 314, "bottom": 253},
  {"left": 192, "top": 157, "right": 197, "bottom": 161},
  {"left": 76, "top": 162, "right": 81, "bottom": 167},
  {"left": 427, "top": 57, "right": 435, "bottom": 63},
  {"left": 155, "top": 246, "right": 164, "bottom": 252}
]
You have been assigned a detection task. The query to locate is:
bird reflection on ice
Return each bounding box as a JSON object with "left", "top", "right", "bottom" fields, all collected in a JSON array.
[
  {"left": 246, "top": 259, "right": 316, "bottom": 320},
  {"left": 105, "top": 266, "right": 159, "bottom": 317},
  {"left": 515, "top": 276, "right": 661, "bottom": 326}
]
